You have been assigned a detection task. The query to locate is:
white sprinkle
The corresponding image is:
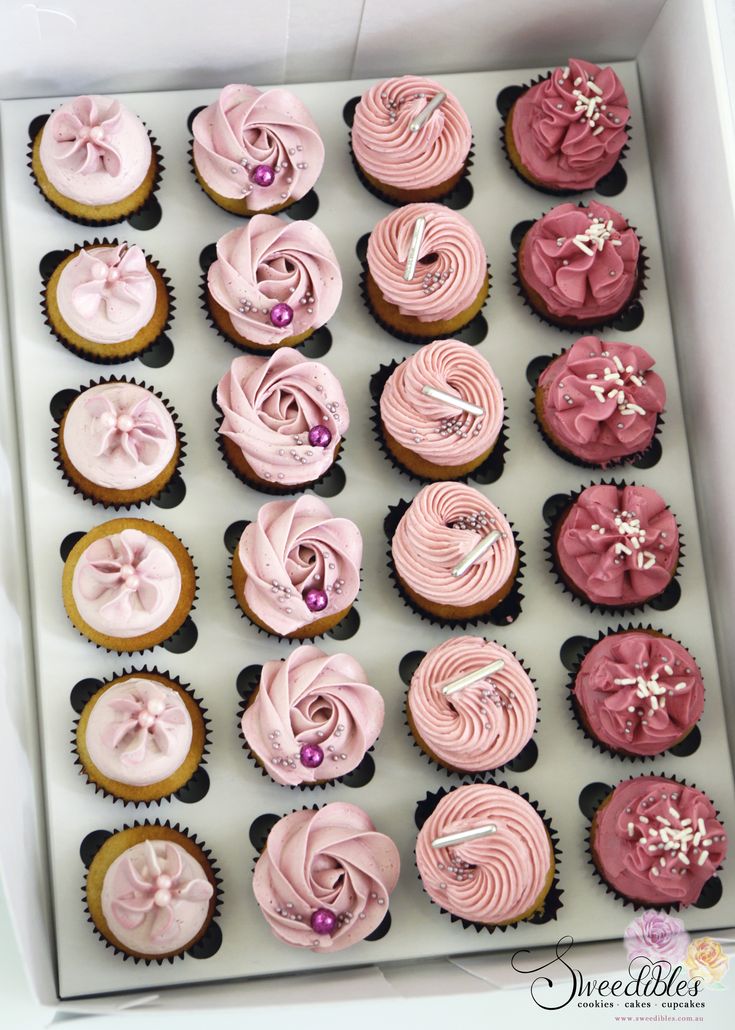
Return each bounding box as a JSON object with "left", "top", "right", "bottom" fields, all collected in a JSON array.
[
  {"left": 627, "top": 822, "right": 635, "bottom": 837},
  {"left": 698, "top": 850, "right": 709, "bottom": 866}
]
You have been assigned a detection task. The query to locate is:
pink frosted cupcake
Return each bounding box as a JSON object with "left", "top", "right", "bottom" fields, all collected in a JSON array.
[
  {"left": 252, "top": 802, "right": 400, "bottom": 952},
  {"left": 205, "top": 218, "right": 341, "bottom": 353},
  {"left": 191, "top": 83, "right": 324, "bottom": 215},
  {"left": 241, "top": 645, "right": 384, "bottom": 787}
]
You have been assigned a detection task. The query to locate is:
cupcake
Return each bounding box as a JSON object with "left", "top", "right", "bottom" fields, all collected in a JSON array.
[
  {"left": 378, "top": 339, "right": 503, "bottom": 480},
  {"left": 55, "top": 379, "right": 182, "bottom": 506},
  {"left": 31, "top": 95, "right": 158, "bottom": 224},
  {"left": 364, "top": 203, "right": 489, "bottom": 341},
  {"left": 549, "top": 482, "right": 680, "bottom": 611},
  {"left": 85, "top": 824, "right": 217, "bottom": 960},
  {"left": 252, "top": 802, "right": 400, "bottom": 951},
  {"left": 407, "top": 638, "right": 537, "bottom": 774},
  {"left": 504, "top": 59, "right": 630, "bottom": 194},
  {"left": 241, "top": 645, "right": 384, "bottom": 787},
  {"left": 62, "top": 518, "right": 197, "bottom": 652},
  {"left": 390, "top": 482, "right": 519, "bottom": 622},
  {"left": 43, "top": 242, "right": 171, "bottom": 363},
  {"left": 589, "top": 775, "right": 727, "bottom": 908},
  {"left": 205, "top": 218, "right": 341, "bottom": 353},
  {"left": 571, "top": 629, "right": 704, "bottom": 758},
  {"left": 216, "top": 349, "right": 347, "bottom": 493},
  {"left": 232, "top": 495, "right": 362, "bottom": 640},
  {"left": 516, "top": 200, "right": 642, "bottom": 329},
  {"left": 75, "top": 670, "right": 208, "bottom": 804},
  {"left": 351, "top": 76, "right": 472, "bottom": 204},
  {"left": 415, "top": 782, "right": 556, "bottom": 928},
  {"left": 534, "top": 337, "right": 665, "bottom": 467},
  {"left": 191, "top": 83, "right": 324, "bottom": 216}
]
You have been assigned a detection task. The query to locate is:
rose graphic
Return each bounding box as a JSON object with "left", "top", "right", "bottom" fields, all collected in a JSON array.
[
  {"left": 685, "top": 936, "right": 729, "bottom": 989},
  {"left": 624, "top": 910, "right": 690, "bottom": 965}
]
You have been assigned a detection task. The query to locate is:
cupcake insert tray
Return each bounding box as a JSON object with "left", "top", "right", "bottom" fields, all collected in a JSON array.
[{"left": 2, "top": 65, "right": 735, "bottom": 1000}]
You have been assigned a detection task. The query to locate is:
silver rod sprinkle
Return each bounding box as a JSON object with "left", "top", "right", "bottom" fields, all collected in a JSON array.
[
  {"left": 441, "top": 659, "right": 505, "bottom": 696},
  {"left": 403, "top": 216, "right": 426, "bottom": 281},
  {"left": 451, "top": 530, "right": 501, "bottom": 578},
  {"left": 421, "top": 385, "right": 484, "bottom": 417},
  {"left": 410, "top": 92, "right": 447, "bottom": 132},
  {"left": 432, "top": 824, "right": 497, "bottom": 849}
]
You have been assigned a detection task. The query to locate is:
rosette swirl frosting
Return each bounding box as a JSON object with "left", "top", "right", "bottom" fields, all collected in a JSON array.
[
  {"left": 63, "top": 382, "right": 177, "bottom": 490},
  {"left": 380, "top": 340, "right": 503, "bottom": 466},
  {"left": 192, "top": 83, "right": 324, "bottom": 208},
  {"left": 573, "top": 631, "right": 704, "bottom": 756},
  {"left": 252, "top": 803, "right": 400, "bottom": 951},
  {"left": 217, "top": 350, "right": 348, "bottom": 486},
  {"left": 392, "top": 482, "right": 517, "bottom": 607},
  {"left": 555, "top": 484, "right": 679, "bottom": 607},
  {"left": 242, "top": 645, "right": 384, "bottom": 785},
  {"left": 511, "top": 59, "right": 630, "bottom": 190},
  {"left": 520, "top": 201, "right": 639, "bottom": 322},
  {"left": 416, "top": 783, "right": 553, "bottom": 925},
  {"left": 367, "top": 203, "right": 487, "bottom": 322},
  {"left": 208, "top": 218, "right": 342, "bottom": 347},
  {"left": 238, "top": 495, "right": 362, "bottom": 636},
  {"left": 39, "top": 95, "right": 152, "bottom": 205},
  {"left": 408, "top": 638, "right": 537, "bottom": 771},
  {"left": 352, "top": 76, "right": 471, "bottom": 189},
  {"left": 593, "top": 777, "right": 727, "bottom": 906},
  {"left": 71, "top": 528, "right": 182, "bottom": 637},
  {"left": 538, "top": 337, "right": 665, "bottom": 465}
]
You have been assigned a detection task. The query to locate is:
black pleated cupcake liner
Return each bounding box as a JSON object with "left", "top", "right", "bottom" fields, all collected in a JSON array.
[
  {"left": 82, "top": 819, "right": 222, "bottom": 964},
  {"left": 29, "top": 115, "right": 163, "bottom": 227},
  {"left": 187, "top": 139, "right": 306, "bottom": 219},
  {"left": 384, "top": 497, "right": 525, "bottom": 628},
  {"left": 566, "top": 624, "right": 705, "bottom": 764},
  {"left": 544, "top": 478, "right": 685, "bottom": 616},
  {"left": 529, "top": 350, "right": 665, "bottom": 471},
  {"left": 369, "top": 359, "right": 509, "bottom": 485},
  {"left": 348, "top": 132, "right": 475, "bottom": 208},
  {"left": 40, "top": 238, "right": 175, "bottom": 365},
  {"left": 71, "top": 665, "right": 210, "bottom": 805},
  {"left": 52, "top": 375, "right": 186, "bottom": 509},
  {"left": 414, "top": 777, "right": 563, "bottom": 933},
  {"left": 585, "top": 772, "right": 726, "bottom": 913}
]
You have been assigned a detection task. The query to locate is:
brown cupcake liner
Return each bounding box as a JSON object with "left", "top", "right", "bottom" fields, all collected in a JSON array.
[
  {"left": 384, "top": 497, "right": 525, "bottom": 628},
  {"left": 52, "top": 375, "right": 186, "bottom": 509},
  {"left": 40, "top": 238, "right": 175, "bottom": 365},
  {"left": 414, "top": 777, "right": 563, "bottom": 933},
  {"left": 348, "top": 132, "right": 475, "bottom": 208},
  {"left": 71, "top": 665, "right": 210, "bottom": 805},
  {"left": 81, "top": 819, "right": 223, "bottom": 964}
]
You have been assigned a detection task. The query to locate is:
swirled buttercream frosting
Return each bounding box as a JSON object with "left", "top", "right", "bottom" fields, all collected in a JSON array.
[
  {"left": 592, "top": 776, "right": 727, "bottom": 906},
  {"left": 252, "top": 802, "right": 400, "bottom": 951},
  {"left": 416, "top": 783, "right": 553, "bottom": 925}
]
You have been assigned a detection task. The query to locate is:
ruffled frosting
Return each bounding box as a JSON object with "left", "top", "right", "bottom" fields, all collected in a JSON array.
[
  {"left": 352, "top": 76, "right": 471, "bottom": 189},
  {"left": 39, "top": 95, "right": 152, "bottom": 206},
  {"left": 238, "top": 495, "right": 362, "bottom": 637},
  {"left": 242, "top": 645, "right": 384, "bottom": 786},
  {"left": 62, "top": 382, "right": 177, "bottom": 490},
  {"left": 392, "top": 482, "right": 517, "bottom": 608},
  {"left": 85, "top": 677, "right": 193, "bottom": 786},
  {"left": 520, "top": 200, "right": 639, "bottom": 322},
  {"left": 192, "top": 83, "right": 324, "bottom": 207},
  {"left": 416, "top": 783, "right": 552, "bottom": 925},
  {"left": 555, "top": 483, "right": 679, "bottom": 607},
  {"left": 101, "top": 839, "right": 213, "bottom": 955},
  {"left": 538, "top": 336, "right": 665, "bottom": 465},
  {"left": 217, "top": 350, "right": 348, "bottom": 486},
  {"left": 71, "top": 527, "right": 182, "bottom": 638},
  {"left": 593, "top": 777, "right": 727, "bottom": 906},
  {"left": 252, "top": 802, "right": 400, "bottom": 952},
  {"left": 208, "top": 218, "right": 342, "bottom": 347},
  {"left": 408, "top": 638, "right": 537, "bottom": 771},
  {"left": 380, "top": 339, "right": 503, "bottom": 466},
  {"left": 367, "top": 203, "right": 487, "bottom": 322},
  {"left": 573, "top": 631, "right": 704, "bottom": 756},
  {"left": 512, "top": 59, "right": 630, "bottom": 190}
]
